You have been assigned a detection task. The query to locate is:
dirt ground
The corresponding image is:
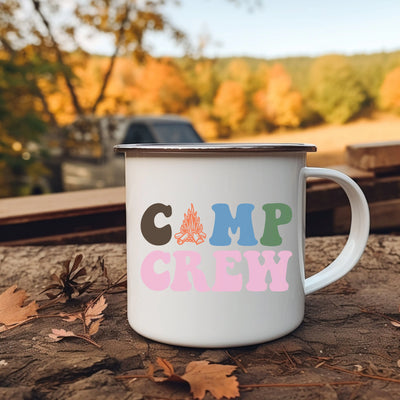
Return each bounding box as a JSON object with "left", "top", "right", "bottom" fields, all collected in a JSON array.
[{"left": 223, "top": 113, "right": 400, "bottom": 166}]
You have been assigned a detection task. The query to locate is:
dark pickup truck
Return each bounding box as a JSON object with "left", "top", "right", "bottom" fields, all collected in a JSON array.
[{"left": 61, "top": 115, "right": 203, "bottom": 191}]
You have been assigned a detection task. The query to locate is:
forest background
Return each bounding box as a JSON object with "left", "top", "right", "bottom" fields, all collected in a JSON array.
[{"left": 1, "top": 0, "right": 400, "bottom": 197}]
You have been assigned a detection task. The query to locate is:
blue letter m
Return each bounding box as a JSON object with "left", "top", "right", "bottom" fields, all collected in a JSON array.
[{"left": 209, "top": 203, "right": 258, "bottom": 246}]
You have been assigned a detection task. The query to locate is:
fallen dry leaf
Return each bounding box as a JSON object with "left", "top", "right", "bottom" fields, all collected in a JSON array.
[
  {"left": 48, "top": 296, "right": 107, "bottom": 348},
  {"left": 181, "top": 360, "right": 239, "bottom": 400},
  {"left": 84, "top": 295, "right": 107, "bottom": 326},
  {"left": 48, "top": 328, "right": 77, "bottom": 341},
  {"left": 87, "top": 318, "right": 103, "bottom": 336},
  {"left": 58, "top": 295, "right": 107, "bottom": 325},
  {"left": 48, "top": 327, "right": 101, "bottom": 348},
  {"left": 152, "top": 357, "right": 186, "bottom": 384},
  {"left": 0, "top": 285, "right": 38, "bottom": 326},
  {"left": 150, "top": 357, "right": 239, "bottom": 400}
]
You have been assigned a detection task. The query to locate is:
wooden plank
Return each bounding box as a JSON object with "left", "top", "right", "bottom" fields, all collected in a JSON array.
[
  {"left": 0, "top": 186, "right": 125, "bottom": 225},
  {"left": 0, "top": 225, "right": 126, "bottom": 246},
  {"left": 306, "top": 164, "right": 374, "bottom": 187},
  {"left": 333, "top": 198, "right": 400, "bottom": 234},
  {"left": 346, "top": 141, "right": 400, "bottom": 172},
  {"left": 306, "top": 174, "right": 400, "bottom": 212}
]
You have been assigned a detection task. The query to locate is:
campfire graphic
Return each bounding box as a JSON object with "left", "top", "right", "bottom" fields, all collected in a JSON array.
[{"left": 174, "top": 204, "right": 207, "bottom": 245}]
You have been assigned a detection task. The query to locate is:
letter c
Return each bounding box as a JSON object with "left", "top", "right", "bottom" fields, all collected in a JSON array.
[
  {"left": 141, "top": 203, "right": 172, "bottom": 245},
  {"left": 140, "top": 251, "right": 170, "bottom": 290}
]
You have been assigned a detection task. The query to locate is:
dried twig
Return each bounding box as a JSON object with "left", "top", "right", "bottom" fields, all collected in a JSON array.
[
  {"left": 239, "top": 381, "right": 363, "bottom": 389},
  {"left": 225, "top": 351, "right": 248, "bottom": 373},
  {"left": 323, "top": 364, "right": 400, "bottom": 384},
  {"left": 282, "top": 345, "right": 297, "bottom": 368},
  {"left": 359, "top": 306, "right": 400, "bottom": 326}
]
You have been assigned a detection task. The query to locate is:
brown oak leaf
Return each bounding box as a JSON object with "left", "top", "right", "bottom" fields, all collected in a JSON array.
[
  {"left": 0, "top": 285, "right": 38, "bottom": 326},
  {"left": 153, "top": 358, "right": 239, "bottom": 400}
]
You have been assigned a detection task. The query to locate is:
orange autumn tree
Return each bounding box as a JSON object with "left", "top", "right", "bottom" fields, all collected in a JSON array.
[
  {"left": 95, "top": 57, "right": 138, "bottom": 116},
  {"left": 253, "top": 63, "right": 303, "bottom": 129},
  {"left": 132, "top": 57, "right": 194, "bottom": 115},
  {"left": 226, "top": 59, "right": 253, "bottom": 93},
  {"left": 379, "top": 66, "right": 400, "bottom": 113},
  {"left": 183, "top": 59, "right": 219, "bottom": 140},
  {"left": 37, "top": 56, "right": 138, "bottom": 124},
  {"left": 213, "top": 80, "right": 246, "bottom": 137}
]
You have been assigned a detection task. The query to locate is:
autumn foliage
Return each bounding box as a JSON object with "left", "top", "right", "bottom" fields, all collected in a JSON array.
[
  {"left": 2, "top": 0, "right": 400, "bottom": 155},
  {"left": 253, "top": 64, "right": 303, "bottom": 128},
  {"left": 30, "top": 52, "right": 400, "bottom": 142},
  {"left": 379, "top": 66, "right": 400, "bottom": 113}
]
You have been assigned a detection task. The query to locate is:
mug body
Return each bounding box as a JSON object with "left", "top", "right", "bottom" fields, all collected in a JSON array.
[{"left": 118, "top": 144, "right": 316, "bottom": 347}]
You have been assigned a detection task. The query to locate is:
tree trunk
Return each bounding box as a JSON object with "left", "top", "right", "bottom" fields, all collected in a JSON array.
[
  {"left": 91, "top": 2, "right": 131, "bottom": 115},
  {"left": 32, "top": 0, "right": 84, "bottom": 116}
]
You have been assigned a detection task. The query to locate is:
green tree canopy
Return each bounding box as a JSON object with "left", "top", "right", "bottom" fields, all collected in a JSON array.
[
  {"left": 308, "top": 55, "right": 369, "bottom": 124},
  {"left": 0, "top": 59, "right": 48, "bottom": 196}
]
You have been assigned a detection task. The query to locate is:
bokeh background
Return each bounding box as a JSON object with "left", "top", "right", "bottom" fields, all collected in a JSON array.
[{"left": 1, "top": 0, "right": 400, "bottom": 197}]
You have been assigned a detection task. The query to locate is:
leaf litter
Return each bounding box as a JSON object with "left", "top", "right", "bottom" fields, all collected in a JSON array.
[
  {"left": 0, "top": 285, "right": 38, "bottom": 328},
  {"left": 49, "top": 295, "right": 107, "bottom": 348},
  {"left": 41, "top": 254, "right": 95, "bottom": 303},
  {"left": 3, "top": 252, "right": 400, "bottom": 399},
  {"left": 0, "top": 254, "right": 123, "bottom": 347},
  {"left": 118, "top": 357, "right": 240, "bottom": 400}
]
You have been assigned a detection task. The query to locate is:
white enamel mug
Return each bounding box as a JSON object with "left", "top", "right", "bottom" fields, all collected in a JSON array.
[{"left": 115, "top": 143, "right": 370, "bottom": 348}]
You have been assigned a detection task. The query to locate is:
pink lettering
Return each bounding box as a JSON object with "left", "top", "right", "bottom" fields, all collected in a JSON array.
[
  {"left": 140, "top": 250, "right": 291, "bottom": 292},
  {"left": 140, "top": 251, "right": 170, "bottom": 291},
  {"left": 245, "top": 250, "right": 291, "bottom": 292},
  {"left": 212, "top": 251, "right": 242, "bottom": 292},
  {"left": 171, "top": 251, "right": 210, "bottom": 292}
]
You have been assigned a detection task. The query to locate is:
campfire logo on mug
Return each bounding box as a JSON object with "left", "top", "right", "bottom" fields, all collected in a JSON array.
[
  {"left": 174, "top": 204, "right": 207, "bottom": 245},
  {"left": 139, "top": 202, "right": 293, "bottom": 293}
]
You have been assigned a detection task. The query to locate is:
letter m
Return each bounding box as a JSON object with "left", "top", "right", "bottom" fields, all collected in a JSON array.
[{"left": 209, "top": 203, "right": 258, "bottom": 246}]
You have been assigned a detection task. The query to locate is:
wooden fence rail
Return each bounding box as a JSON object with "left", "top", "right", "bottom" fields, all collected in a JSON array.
[{"left": 0, "top": 142, "right": 399, "bottom": 245}]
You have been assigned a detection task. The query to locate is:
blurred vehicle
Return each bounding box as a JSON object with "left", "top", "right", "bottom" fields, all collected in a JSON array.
[{"left": 61, "top": 115, "right": 203, "bottom": 191}]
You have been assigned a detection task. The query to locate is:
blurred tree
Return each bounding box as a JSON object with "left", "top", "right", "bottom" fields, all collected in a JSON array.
[
  {"left": 379, "top": 66, "right": 400, "bottom": 113},
  {"left": 0, "top": 59, "right": 49, "bottom": 197},
  {"left": 0, "top": 0, "right": 256, "bottom": 125},
  {"left": 186, "top": 105, "right": 219, "bottom": 141},
  {"left": 253, "top": 64, "right": 303, "bottom": 129},
  {"left": 223, "top": 59, "right": 267, "bottom": 134},
  {"left": 213, "top": 80, "right": 246, "bottom": 137},
  {"left": 226, "top": 59, "right": 252, "bottom": 91},
  {"left": 0, "top": 0, "right": 188, "bottom": 122},
  {"left": 192, "top": 60, "right": 219, "bottom": 106},
  {"left": 308, "top": 55, "right": 369, "bottom": 124},
  {"left": 132, "top": 57, "right": 193, "bottom": 114},
  {"left": 0, "top": 0, "right": 261, "bottom": 197}
]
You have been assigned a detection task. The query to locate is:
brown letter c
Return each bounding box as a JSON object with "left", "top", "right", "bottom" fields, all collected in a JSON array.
[{"left": 141, "top": 203, "right": 172, "bottom": 245}]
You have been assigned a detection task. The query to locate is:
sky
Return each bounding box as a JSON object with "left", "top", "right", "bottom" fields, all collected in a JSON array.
[{"left": 137, "top": 0, "right": 400, "bottom": 59}]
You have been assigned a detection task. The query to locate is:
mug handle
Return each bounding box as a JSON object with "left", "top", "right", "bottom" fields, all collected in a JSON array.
[{"left": 301, "top": 167, "right": 370, "bottom": 295}]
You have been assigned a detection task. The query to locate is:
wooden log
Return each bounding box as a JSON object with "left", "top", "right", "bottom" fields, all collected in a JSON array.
[{"left": 346, "top": 141, "right": 400, "bottom": 172}]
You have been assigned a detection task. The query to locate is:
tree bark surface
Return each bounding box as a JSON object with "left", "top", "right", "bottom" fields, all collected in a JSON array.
[{"left": 1, "top": 235, "right": 400, "bottom": 399}]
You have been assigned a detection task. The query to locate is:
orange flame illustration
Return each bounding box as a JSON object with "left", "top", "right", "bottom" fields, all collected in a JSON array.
[{"left": 174, "top": 204, "right": 206, "bottom": 245}]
